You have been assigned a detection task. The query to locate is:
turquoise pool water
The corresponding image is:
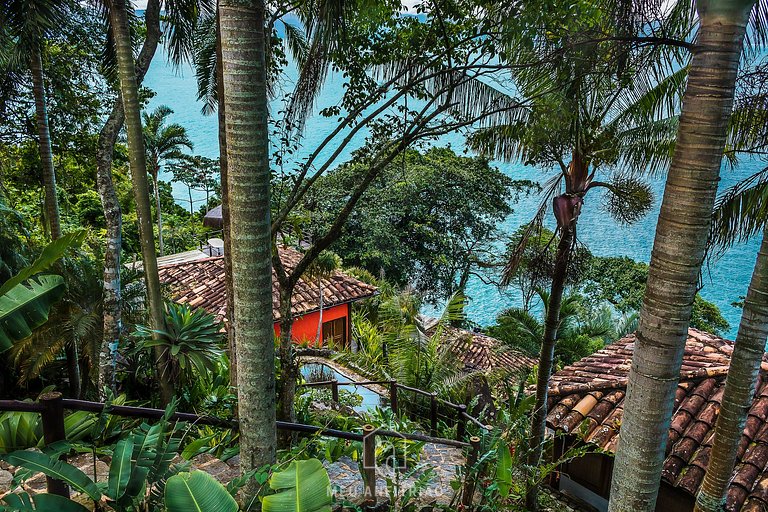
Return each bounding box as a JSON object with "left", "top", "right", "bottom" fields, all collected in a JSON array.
[{"left": 300, "top": 363, "right": 384, "bottom": 413}]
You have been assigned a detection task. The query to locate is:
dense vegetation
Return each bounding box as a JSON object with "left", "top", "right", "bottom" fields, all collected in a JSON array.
[{"left": 1, "top": 0, "right": 768, "bottom": 511}]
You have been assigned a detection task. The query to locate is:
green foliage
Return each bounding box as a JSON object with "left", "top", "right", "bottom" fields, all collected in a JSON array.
[
  {"left": 131, "top": 302, "right": 225, "bottom": 388},
  {"left": 165, "top": 471, "right": 239, "bottom": 512},
  {"left": 362, "top": 407, "right": 425, "bottom": 469},
  {"left": 302, "top": 147, "right": 536, "bottom": 301},
  {"left": 581, "top": 255, "right": 730, "bottom": 335},
  {"left": 262, "top": 459, "right": 332, "bottom": 512}
]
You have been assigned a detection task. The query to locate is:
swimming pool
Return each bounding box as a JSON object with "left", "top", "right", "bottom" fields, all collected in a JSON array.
[{"left": 300, "top": 362, "right": 384, "bottom": 413}]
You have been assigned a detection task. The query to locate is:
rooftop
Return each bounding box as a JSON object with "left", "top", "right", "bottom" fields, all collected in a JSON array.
[
  {"left": 157, "top": 247, "right": 377, "bottom": 322},
  {"left": 547, "top": 328, "right": 768, "bottom": 511}
]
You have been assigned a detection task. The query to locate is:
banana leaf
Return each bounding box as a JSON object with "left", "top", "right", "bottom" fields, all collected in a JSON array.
[
  {"left": 262, "top": 459, "right": 332, "bottom": 512},
  {"left": 164, "top": 471, "right": 238, "bottom": 512},
  {"left": 107, "top": 437, "right": 134, "bottom": 500},
  {"left": 0, "top": 275, "right": 65, "bottom": 352},
  {"left": 0, "top": 491, "right": 90, "bottom": 512},
  {"left": 1, "top": 450, "right": 101, "bottom": 501}
]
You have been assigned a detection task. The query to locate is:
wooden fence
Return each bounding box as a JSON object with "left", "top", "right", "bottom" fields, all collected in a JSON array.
[
  {"left": 0, "top": 392, "right": 484, "bottom": 507},
  {"left": 298, "top": 377, "right": 490, "bottom": 439}
]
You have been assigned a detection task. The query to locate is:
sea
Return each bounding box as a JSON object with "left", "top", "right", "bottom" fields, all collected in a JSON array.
[{"left": 143, "top": 46, "right": 763, "bottom": 340}]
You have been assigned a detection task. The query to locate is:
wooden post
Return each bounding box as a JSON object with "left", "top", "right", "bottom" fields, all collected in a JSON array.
[
  {"left": 461, "top": 436, "right": 481, "bottom": 510},
  {"left": 331, "top": 379, "right": 339, "bottom": 403},
  {"left": 389, "top": 380, "right": 398, "bottom": 415},
  {"left": 456, "top": 404, "right": 467, "bottom": 441},
  {"left": 39, "top": 392, "right": 69, "bottom": 498},
  {"left": 362, "top": 424, "right": 377, "bottom": 506},
  {"left": 430, "top": 393, "right": 438, "bottom": 436}
]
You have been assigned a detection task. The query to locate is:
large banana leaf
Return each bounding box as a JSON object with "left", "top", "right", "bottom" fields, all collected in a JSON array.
[
  {"left": 164, "top": 471, "right": 238, "bottom": 512},
  {"left": 1, "top": 450, "right": 101, "bottom": 501},
  {"left": 0, "top": 491, "right": 90, "bottom": 512},
  {"left": 0, "top": 275, "right": 65, "bottom": 352},
  {"left": 107, "top": 437, "right": 134, "bottom": 500},
  {"left": 0, "top": 231, "right": 85, "bottom": 297},
  {"left": 262, "top": 459, "right": 332, "bottom": 512}
]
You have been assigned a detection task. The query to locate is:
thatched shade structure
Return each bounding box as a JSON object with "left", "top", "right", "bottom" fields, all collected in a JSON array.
[{"left": 203, "top": 205, "right": 223, "bottom": 229}]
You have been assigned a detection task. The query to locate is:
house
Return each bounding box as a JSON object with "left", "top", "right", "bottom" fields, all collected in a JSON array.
[
  {"left": 546, "top": 328, "right": 768, "bottom": 512},
  {"left": 157, "top": 247, "right": 378, "bottom": 348}
]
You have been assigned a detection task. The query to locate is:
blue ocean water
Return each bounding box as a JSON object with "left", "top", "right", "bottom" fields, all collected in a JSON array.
[{"left": 143, "top": 49, "right": 761, "bottom": 340}]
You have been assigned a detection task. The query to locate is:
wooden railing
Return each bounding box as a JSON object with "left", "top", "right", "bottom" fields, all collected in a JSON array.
[
  {"left": 298, "top": 377, "right": 490, "bottom": 439},
  {"left": 0, "top": 392, "right": 484, "bottom": 507}
]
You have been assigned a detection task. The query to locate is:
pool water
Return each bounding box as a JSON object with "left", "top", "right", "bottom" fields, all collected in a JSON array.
[{"left": 300, "top": 363, "right": 384, "bottom": 413}]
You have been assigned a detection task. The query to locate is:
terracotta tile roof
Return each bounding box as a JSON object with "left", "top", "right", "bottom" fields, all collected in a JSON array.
[
  {"left": 429, "top": 325, "right": 536, "bottom": 376},
  {"left": 157, "top": 247, "right": 377, "bottom": 322},
  {"left": 547, "top": 328, "right": 768, "bottom": 511}
]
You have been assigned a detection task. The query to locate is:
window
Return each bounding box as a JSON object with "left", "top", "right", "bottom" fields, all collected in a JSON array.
[{"left": 322, "top": 317, "right": 347, "bottom": 348}]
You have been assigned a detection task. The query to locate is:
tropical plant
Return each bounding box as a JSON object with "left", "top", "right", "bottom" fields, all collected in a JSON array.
[
  {"left": 609, "top": 0, "right": 764, "bottom": 510},
  {"left": 0, "top": 231, "right": 84, "bottom": 353},
  {"left": 142, "top": 105, "right": 194, "bottom": 256},
  {"left": 488, "top": 288, "right": 614, "bottom": 368},
  {"left": 218, "top": 0, "right": 276, "bottom": 502},
  {"left": 132, "top": 302, "right": 224, "bottom": 392},
  {"left": 262, "top": 459, "right": 332, "bottom": 512},
  {"left": 165, "top": 471, "right": 239, "bottom": 512},
  {"left": 0, "top": 0, "right": 75, "bottom": 240},
  {"left": 105, "top": 0, "right": 175, "bottom": 404},
  {"left": 0, "top": 403, "right": 188, "bottom": 512}
]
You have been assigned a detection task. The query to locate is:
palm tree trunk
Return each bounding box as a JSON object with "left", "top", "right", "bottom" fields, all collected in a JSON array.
[
  {"left": 153, "top": 175, "right": 165, "bottom": 256},
  {"left": 608, "top": 3, "right": 753, "bottom": 510},
  {"left": 525, "top": 224, "right": 574, "bottom": 511},
  {"left": 107, "top": 0, "right": 173, "bottom": 404},
  {"left": 215, "top": 11, "right": 237, "bottom": 388},
  {"left": 219, "top": 0, "right": 276, "bottom": 498},
  {"left": 29, "top": 47, "right": 61, "bottom": 241},
  {"left": 95, "top": 0, "right": 161, "bottom": 398},
  {"left": 694, "top": 227, "right": 768, "bottom": 511}
]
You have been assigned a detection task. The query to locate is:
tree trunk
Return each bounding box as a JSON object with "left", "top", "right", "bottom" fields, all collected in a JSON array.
[
  {"left": 694, "top": 227, "right": 768, "bottom": 511},
  {"left": 608, "top": 3, "right": 753, "bottom": 510},
  {"left": 216, "top": 11, "right": 237, "bottom": 388},
  {"left": 107, "top": 0, "right": 173, "bottom": 405},
  {"left": 29, "top": 47, "right": 61, "bottom": 240},
  {"left": 153, "top": 175, "right": 165, "bottom": 257},
  {"left": 277, "top": 291, "right": 298, "bottom": 447},
  {"left": 219, "top": 0, "right": 276, "bottom": 499},
  {"left": 315, "top": 282, "right": 324, "bottom": 344},
  {"left": 525, "top": 224, "right": 574, "bottom": 511},
  {"left": 95, "top": 0, "right": 161, "bottom": 398}
]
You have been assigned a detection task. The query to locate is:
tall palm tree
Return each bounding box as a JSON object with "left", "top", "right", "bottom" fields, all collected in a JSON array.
[
  {"left": 218, "top": 0, "right": 276, "bottom": 502},
  {"left": 608, "top": 1, "right": 758, "bottom": 510},
  {"left": 106, "top": 0, "right": 173, "bottom": 404},
  {"left": 468, "top": 39, "right": 681, "bottom": 508},
  {"left": 142, "top": 105, "right": 194, "bottom": 257},
  {"left": 0, "top": 0, "right": 71, "bottom": 240}
]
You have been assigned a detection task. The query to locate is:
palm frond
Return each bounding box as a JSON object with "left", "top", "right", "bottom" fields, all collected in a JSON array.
[{"left": 711, "top": 167, "right": 768, "bottom": 250}]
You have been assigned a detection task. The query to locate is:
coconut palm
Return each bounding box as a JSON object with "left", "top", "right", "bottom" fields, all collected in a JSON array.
[
  {"left": 218, "top": 0, "right": 275, "bottom": 502},
  {"left": 142, "top": 105, "right": 194, "bottom": 257},
  {"left": 468, "top": 36, "right": 683, "bottom": 507},
  {"left": 609, "top": 1, "right": 763, "bottom": 510},
  {"left": 0, "top": 0, "right": 74, "bottom": 240}
]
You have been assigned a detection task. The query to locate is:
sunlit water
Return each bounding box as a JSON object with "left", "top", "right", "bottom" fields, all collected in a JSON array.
[{"left": 144, "top": 47, "right": 761, "bottom": 340}]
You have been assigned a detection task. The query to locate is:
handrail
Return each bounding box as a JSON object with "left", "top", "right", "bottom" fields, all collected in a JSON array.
[{"left": 0, "top": 393, "right": 482, "bottom": 507}]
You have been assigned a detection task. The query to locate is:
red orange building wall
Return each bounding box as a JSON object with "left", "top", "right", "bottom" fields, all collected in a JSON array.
[{"left": 273, "top": 303, "right": 350, "bottom": 347}]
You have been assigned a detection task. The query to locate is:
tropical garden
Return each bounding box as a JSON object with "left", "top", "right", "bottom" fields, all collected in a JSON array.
[{"left": 1, "top": 0, "right": 768, "bottom": 511}]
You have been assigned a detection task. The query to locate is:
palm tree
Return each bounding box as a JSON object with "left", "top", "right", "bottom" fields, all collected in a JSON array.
[
  {"left": 106, "top": 0, "right": 173, "bottom": 404},
  {"left": 469, "top": 39, "right": 681, "bottom": 508},
  {"left": 0, "top": 0, "right": 71, "bottom": 240},
  {"left": 608, "top": 1, "right": 759, "bottom": 510},
  {"left": 218, "top": 0, "right": 276, "bottom": 502},
  {"left": 305, "top": 251, "right": 342, "bottom": 345},
  {"left": 142, "top": 105, "right": 194, "bottom": 256}
]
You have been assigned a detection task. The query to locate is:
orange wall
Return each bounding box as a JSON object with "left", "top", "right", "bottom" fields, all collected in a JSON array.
[{"left": 273, "top": 303, "right": 349, "bottom": 347}]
